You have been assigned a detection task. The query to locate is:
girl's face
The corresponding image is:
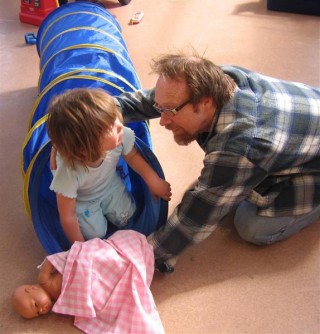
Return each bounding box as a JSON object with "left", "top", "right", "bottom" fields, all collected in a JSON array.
[{"left": 101, "top": 118, "right": 124, "bottom": 152}]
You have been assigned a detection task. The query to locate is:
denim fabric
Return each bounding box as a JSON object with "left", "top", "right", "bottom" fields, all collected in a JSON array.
[{"left": 234, "top": 200, "right": 320, "bottom": 245}]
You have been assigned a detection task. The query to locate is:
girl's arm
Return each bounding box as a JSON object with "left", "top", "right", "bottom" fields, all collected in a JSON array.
[
  {"left": 124, "top": 147, "right": 171, "bottom": 202},
  {"left": 56, "top": 194, "right": 85, "bottom": 243},
  {"left": 50, "top": 146, "right": 57, "bottom": 171}
]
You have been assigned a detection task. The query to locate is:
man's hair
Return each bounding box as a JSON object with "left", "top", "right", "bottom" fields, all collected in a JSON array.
[
  {"left": 47, "top": 88, "right": 122, "bottom": 168},
  {"left": 151, "top": 50, "right": 236, "bottom": 111}
]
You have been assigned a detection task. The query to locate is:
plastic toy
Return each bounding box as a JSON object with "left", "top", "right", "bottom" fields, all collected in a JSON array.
[
  {"left": 24, "top": 32, "right": 37, "bottom": 44},
  {"left": 21, "top": 2, "right": 168, "bottom": 254},
  {"left": 19, "top": 0, "right": 58, "bottom": 26},
  {"left": 130, "top": 11, "right": 144, "bottom": 24}
]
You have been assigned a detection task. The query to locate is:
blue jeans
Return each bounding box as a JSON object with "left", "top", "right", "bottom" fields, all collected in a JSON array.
[{"left": 234, "top": 201, "right": 320, "bottom": 245}]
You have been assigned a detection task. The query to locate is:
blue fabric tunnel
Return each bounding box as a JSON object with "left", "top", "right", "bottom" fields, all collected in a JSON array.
[{"left": 21, "top": 2, "right": 168, "bottom": 254}]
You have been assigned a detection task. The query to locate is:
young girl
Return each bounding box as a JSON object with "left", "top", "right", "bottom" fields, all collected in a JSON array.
[{"left": 47, "top": 88, "right": 171, "bottom": 244}]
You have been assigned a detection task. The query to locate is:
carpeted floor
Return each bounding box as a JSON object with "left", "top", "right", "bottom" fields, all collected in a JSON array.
[{"left": 1, "top": 0, "right": 319, "bottom": 333}]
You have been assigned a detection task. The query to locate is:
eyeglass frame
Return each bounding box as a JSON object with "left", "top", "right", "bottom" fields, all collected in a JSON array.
[{"left": 153, "top": 99, "right": 192, "bottom": 116}]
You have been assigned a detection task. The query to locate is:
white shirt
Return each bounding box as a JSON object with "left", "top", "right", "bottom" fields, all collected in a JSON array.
[{"left": 50, "top": 127, "right": 135, "bottom": 202}]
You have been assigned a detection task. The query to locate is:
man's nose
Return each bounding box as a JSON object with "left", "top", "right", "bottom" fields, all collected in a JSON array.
[{"left": 159, "top": 113, "right": 172, "bottom": 126}]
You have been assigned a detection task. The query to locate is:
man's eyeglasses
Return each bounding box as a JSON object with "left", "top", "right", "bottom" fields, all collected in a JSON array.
[{"left": 153, "top": 99, "right": 191, "bottom": 116}]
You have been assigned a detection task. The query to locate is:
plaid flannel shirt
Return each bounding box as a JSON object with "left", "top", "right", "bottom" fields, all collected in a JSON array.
[{"left": 116, "top": 66, "right": 320, "bottom": 262}]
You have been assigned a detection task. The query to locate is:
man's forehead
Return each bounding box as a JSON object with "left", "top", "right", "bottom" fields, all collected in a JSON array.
[
  {"left": 156, "top": 74, "right": 186, "bottom": 88},
  {"left": 155, "top": 76, "right": 188, "bottom": 104}
]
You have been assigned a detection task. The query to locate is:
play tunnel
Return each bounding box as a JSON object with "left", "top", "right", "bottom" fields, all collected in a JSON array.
[{"left": 21, "top": 2, "right": 168, "bottom": 254}]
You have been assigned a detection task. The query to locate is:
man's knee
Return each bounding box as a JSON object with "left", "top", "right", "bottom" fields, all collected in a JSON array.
[
  {"left": 233, "top": 200, "right": 291, "bottom": 245},
  {"left": 234, "top": 201, "right": 320, "bottom": 246},
  {"left": 234, "top": 218, "right": 285, "bottom": 245}
]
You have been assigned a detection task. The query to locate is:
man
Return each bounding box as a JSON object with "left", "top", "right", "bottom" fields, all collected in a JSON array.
[{"left": 116, "top": 51, "right": 320, "bottom": 272}]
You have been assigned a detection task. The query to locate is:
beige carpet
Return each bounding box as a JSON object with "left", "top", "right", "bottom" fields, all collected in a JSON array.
[{"left": 1, "top": 0, "right": 319, "bottom": 333}]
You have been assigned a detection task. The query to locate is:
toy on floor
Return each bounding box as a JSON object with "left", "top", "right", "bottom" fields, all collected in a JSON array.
[
  {"left": 47, "top": 88, "right": 171, "bottom": 244},
  {"left": 19, "top": 0, "right": 58, "bottom": 26},
  {"left": 21, "top": 2, "right": 168, "bottom": 254},
  {"left": 60, "top": 0, "right": 132, "bottom": 6},
  {"left": 12, "top": 230, "right": 165, "bottom": 334}
]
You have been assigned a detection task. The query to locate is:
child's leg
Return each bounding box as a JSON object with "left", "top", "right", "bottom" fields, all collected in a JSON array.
[
  {"left": 77, "top": 201, "right": 108, "bottom": 240},
  {"left": 101, "top": 181, "right": 136, "bottom": 228},
  {"left": 234, "top": 200, "right": 320, "bottom": 245}
]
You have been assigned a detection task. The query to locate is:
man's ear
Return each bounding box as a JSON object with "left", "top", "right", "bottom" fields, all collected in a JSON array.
[{"left": 199, "top": 97, "right": 215, "bottom": 113}]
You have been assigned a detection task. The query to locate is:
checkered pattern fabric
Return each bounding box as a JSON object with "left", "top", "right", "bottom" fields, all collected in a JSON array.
[
  {"left": 47, "top": 230, "right": 164, "bottom": 334},
  {"left": 117, "top": 66, "right": 320, "bottom": 263}
]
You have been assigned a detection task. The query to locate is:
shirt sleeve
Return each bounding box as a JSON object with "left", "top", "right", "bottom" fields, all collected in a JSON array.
[
  {"left": 121, "top": 127, "right": 136, "bottom": 155},
  {"left": 49, "top": 153, "right": 79, "bottom": 198},
  {"left": 148, "top": 151, "right": 267, "bottom": 262},
  {"left": 115, "top": 89, "right": 160, "bottom": 123}
]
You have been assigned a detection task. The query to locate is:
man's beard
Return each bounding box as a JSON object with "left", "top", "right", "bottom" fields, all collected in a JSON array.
[{"left": 165, "top": 125, "right": 197, "bottom": 146}]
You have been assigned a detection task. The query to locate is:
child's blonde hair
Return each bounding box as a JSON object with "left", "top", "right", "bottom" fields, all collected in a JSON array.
[{"left": 47, "top": 88, "right": 123, "bottom": 168}]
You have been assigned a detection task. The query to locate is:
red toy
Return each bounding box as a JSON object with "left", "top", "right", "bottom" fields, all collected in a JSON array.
[{"left": 19, "top": 0, "right": 59, "bottom": 26}]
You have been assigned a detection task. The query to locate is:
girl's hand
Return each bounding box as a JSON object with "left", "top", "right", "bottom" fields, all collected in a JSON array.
[
  {"left": 149, "top": 177, "right": 172, "bottom": 202},
  {"left": 124, "top": 146, "right": 172, "bottom": 201}
]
